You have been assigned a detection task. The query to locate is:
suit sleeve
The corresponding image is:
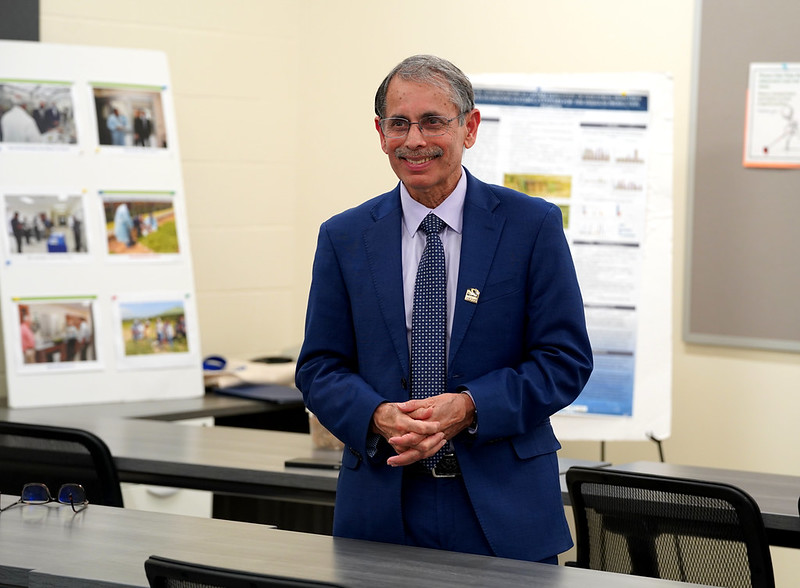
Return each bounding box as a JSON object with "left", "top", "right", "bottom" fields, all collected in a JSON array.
[{"left": 295, "top": 223, "right": 388, "bottom": 459}]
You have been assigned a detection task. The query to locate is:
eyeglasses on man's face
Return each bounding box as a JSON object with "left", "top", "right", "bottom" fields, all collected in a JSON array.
[
  {"left": 0, "top": 483, "right": 88, "bottom": 513},
  {"left": 378, "top": 114, "right": 463, "bottom": 138}
]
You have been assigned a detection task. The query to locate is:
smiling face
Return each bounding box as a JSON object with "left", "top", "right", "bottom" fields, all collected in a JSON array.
[{"left": 376, "top": 78, "right": 480, "bottom": 208}]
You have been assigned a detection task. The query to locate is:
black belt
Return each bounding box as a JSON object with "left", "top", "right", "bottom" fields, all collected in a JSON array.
[{"left": 408, "top": 453, "right": 461, "bottom": 478}]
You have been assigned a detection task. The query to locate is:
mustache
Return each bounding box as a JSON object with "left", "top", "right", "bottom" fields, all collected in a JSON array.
[{"left": 394, "top": 146, "right": 444, "bottom": 160}]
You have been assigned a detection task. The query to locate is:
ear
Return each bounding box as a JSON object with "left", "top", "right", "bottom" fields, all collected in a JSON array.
[
  {"left": 463, "top": 109, "right": 481, "bottom": 149},
  {"left": 375, "top": 117, "right": 390, "bottom": 154}
]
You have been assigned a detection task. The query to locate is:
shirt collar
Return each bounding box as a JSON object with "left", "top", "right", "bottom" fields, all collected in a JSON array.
[{"left": 400, "top": 168, "right": 466, "bottom": 236}]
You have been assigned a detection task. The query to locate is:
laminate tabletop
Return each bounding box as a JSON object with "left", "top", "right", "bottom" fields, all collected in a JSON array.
[
  {"left": 0, "top": 395, "right": 339, "bottom": 500},
  {"left": 0, "top": 396, "right": 605, "bottom": 507},
  {"left": 0, "top": 495, "right": 711, "bottom": 588}
]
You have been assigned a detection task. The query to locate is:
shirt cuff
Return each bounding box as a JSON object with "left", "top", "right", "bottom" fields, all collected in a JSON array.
[
  {"left": 460, "top": 389, "right": 478, "bottom": 434},
  {"left": 366, "top": 432, "right": 381, "bottom": 458}
]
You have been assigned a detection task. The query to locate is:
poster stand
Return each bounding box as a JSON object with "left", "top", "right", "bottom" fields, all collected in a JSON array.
[{"left": 0, "top": 40, "right": 202, "bottom": 408}]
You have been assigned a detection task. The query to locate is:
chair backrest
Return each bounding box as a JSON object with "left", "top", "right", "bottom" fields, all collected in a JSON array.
[
  {"left": 0, "top": 421, "right": 123, "bottom": 507},
  {"left": 566, "top": 466, "right": 774, "bottom": 588},
  {"left": 144, "top": 555, "right": 345, "bottom": 588}
]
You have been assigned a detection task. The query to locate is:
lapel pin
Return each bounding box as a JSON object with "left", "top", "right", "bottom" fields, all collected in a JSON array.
[{"left": 464, "top": 288, "right": 480, "bottom": 304}]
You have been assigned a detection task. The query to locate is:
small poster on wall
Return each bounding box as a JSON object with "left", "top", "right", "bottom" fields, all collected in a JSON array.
[{"left": 744, "top": 62, "right": 800, "bottom": 168}]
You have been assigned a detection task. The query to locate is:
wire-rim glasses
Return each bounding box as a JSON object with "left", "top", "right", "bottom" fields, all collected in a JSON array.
[
  {"left": 0, "top": 483, "right": 88, "bottom": 513},
  {"left": 378, "top": 114, "right": 463, "bottom": 138}
]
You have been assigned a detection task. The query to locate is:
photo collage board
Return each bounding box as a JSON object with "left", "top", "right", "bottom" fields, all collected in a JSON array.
[{"left": 0, "top": 40, "right": 202, "bottom": 408}]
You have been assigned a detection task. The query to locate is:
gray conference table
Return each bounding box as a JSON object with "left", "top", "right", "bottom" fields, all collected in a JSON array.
[
  {"left": 1, "top": 395, "right": 340, "bottom": 505},
  {"left": 0, "top": 395, "right": 602, "bottom": 504},
  {"left": 611, "top": 461, "right": 800, "bottom": 549},
  {"left": 3, "top": 397, "right": 797, "bottom": 548},
  {"left": 0, "top": 494, "right": 712, "bottom": 588}
]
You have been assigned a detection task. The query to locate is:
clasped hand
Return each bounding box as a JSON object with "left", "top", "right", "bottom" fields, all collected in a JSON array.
[{"left": 371, "top": 393, "right": 475, "bottom": 467}]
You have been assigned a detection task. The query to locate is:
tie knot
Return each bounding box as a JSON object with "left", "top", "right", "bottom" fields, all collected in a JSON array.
[{"left": 420, "top": 213, "right": 445, "bottom": 237}]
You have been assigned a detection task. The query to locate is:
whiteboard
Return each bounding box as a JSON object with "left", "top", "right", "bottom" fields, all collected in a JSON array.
[
  {"left": 0, "top": 40, "right": 202, "bottom": 407},
  {"left": 684, "top": 0, "right": 800, "bottom": 352}
]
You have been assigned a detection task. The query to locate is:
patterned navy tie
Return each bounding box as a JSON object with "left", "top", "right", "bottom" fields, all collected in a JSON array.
[{"left": 411, "top": 213, "right": 447, "bottom": 469}]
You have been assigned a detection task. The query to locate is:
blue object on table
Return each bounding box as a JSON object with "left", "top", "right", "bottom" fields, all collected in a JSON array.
[{"left": 203, "top": 355, "right": 227, "bottom": 370}]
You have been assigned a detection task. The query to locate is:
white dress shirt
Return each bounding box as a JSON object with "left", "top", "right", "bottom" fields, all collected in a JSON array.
[{"left": 399, "top": 168, "right": 466, "bottom": 358}]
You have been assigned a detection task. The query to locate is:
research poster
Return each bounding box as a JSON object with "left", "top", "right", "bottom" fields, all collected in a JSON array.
[{"left": 464, "top": 72, "right": 673, "bottom": 441}]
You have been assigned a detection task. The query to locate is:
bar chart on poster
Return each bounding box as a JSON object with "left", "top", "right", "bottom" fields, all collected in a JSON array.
[
  {"left": 463, "top": 72, "right": 673, "bottom": 441},
  {"left": 0, "top": 41, "right": 202, "bottom": 408}
]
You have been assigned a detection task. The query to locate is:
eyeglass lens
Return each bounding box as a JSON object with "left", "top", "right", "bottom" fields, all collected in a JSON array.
[
  {"left": 56, "top": 484, "right": 87, "bottom": 508},
  {"left": 21, "top": 483, "right": 52, "bottom": 504}
]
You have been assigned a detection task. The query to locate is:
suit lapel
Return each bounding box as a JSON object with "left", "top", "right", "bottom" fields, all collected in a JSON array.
[
  {"left": 450, "top": 173, "right": 504, "bottom": 365},
  {"left": 362, "top": 175, "right": 504, "bottom": 375},
  {"left": 363, "top": 189, "right": 410, "bottom": 375}
]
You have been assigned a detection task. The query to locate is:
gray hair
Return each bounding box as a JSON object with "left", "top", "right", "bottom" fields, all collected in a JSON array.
[{"left": 374, "top": 55, "right": 474, "bottom": 121}]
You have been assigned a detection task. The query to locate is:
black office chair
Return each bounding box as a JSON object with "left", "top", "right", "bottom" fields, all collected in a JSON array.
[
  {"left": 144, "top": 555, "right": 345, "bottom": 588},
  {"left": 566, "top": 466, "right": 774, "bottom": 588},
  {"left": 0, "top": 421, "right": 123, "bottom": 507}
]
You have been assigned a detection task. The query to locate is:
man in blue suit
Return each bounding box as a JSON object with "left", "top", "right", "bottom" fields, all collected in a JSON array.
[{"left": 296, "top": 55, "right": 592, "bottom": 563}]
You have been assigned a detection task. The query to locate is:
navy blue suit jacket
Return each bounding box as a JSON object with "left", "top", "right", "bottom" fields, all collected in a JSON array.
[{"left": 296, "top": 169, "right": 593, "bottom": 561}]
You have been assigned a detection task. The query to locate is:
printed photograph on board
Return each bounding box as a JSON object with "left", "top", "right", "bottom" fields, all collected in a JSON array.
[
  {"left": 16, "top": 298, "right": 96, "bottom": 367},
  {"left": 92, "top": 85, "right": 167, "bottom": 148},
  {"left": 101, "top": 193, "right": 179, "bottom": 255},
  {"left": 0, "top": 80, "right": 77, "bottom": 145},
  {"left": 118, "top": 298, "right": 188, "bottom": 356},
  {"left": 3, "top": 194, "right": 88, "bottom": 257}
]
